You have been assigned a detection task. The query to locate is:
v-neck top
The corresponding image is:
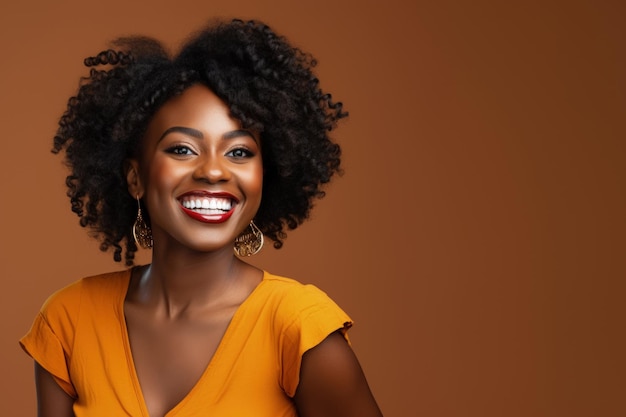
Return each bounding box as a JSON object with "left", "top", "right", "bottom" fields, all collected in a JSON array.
[{"left": 20, "top": 269, "right": 352, "bottom": 416}]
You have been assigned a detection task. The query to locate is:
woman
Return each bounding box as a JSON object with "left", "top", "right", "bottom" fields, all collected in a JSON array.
[{"left": 21, "top": 19, "right": 383, "bottom": 417}]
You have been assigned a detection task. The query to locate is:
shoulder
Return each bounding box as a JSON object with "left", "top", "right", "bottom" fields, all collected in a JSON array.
[
  {"left": 20, "top": 268, "right": 131, "bottom": 395},
  {"left": 262, "top": 272, "right": 354, "bottom": 397},
  {"left": 260, "top": 271, "right": 352, "bottom": 340},
  {"left": 40, "top": 269, "right": 130, "bottom": 320},
  {"left": 261, "top": 272, "right": 344, "bottom": 314}
]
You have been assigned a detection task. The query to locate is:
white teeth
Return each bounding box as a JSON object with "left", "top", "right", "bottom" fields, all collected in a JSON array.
[{"left": 181, "top": 197, "right": 233, "bottom": 211}]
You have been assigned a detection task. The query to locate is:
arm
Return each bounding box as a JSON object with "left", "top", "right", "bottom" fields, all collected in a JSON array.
[
  {"left": 34, "top": 362, "right": 74, "bottom": 417},
  {"left": 293, "top": 331, "right": 383, "bottom": 417}
]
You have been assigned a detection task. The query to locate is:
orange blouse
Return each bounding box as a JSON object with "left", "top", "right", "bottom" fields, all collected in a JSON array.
[{"left": 20, "top": 269, "right": 352, "bottom": 416}]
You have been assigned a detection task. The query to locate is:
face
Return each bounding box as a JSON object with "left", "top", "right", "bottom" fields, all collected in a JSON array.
[{"left": 127, "top": 84, "right": 263, "bottom": 254}]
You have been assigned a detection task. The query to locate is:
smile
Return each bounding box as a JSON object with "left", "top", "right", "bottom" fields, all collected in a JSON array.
[
  {"left": 180, "top": 196, "right": 233, "bottom": 212},
  {"left": 178, "top": 193, "right": 238, "bottom": 223}
]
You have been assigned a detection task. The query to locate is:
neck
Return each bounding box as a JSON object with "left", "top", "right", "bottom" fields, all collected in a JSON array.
[{"left": 132, "top": 240, "right": 260, "bottom": 319}]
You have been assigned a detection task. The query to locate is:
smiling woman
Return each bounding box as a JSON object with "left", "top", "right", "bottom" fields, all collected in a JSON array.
[{"left": 18, "top": 18, "right": 382, "bottom": 417}]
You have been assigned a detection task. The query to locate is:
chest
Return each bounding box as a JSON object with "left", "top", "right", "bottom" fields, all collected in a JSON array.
[{"left": 124, "top": 305, "right": 236, "bottom": 417}]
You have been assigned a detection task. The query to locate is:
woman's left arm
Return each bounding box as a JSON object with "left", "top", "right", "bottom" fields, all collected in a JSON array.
[{"left": 293, "top": 331, "right": 384, "bottom": 417}]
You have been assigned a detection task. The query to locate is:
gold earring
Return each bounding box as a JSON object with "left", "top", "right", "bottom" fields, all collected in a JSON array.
[
  {"left": 132, "top": 196, "right": 153, "bottom": 249},
  {"left": 234, "top": 221, "right": 264, "bottom": 257}
]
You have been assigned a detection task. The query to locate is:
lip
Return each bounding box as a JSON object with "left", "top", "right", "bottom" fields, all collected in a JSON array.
[{"left": 177, "top": 191, "right": 239, "bottom": 224}]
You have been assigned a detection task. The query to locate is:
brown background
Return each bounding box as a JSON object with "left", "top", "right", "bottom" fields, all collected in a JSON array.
[{"left": 1, "top": 0, "right": 624, "bottom": 416}]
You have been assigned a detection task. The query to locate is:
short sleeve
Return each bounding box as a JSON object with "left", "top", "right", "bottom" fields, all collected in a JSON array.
[
  {"left": 278, "top": 284, "right": 352, "bottom": 397},
  {"left": 19, "top": 282, "right": 83, "bottom": 398}
]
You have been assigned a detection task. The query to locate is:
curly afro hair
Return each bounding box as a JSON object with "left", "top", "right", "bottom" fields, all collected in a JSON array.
[{"left": 52, "top": 19, "right": 347, "bottom": 266}]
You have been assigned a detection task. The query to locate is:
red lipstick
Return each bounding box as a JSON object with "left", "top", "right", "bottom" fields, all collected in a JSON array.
[
  {"left": 180, "top": 206, "right": 235, "bottom": 223},
  {"left": 178, "top": 191, "right": 238, "bottom": 224}
]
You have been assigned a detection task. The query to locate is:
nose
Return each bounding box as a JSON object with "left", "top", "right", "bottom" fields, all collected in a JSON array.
[{"left": 193, "top": 154, "right": 231, "bottom": 183}]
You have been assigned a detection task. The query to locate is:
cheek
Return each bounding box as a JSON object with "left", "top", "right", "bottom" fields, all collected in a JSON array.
[
  {"left": 144, "top": 159, "right": 183, "bottom": 198},
  {"left": 241, "top": 162, "right": 264, "bottom": 203},
  {"left": 252, "top": 163, "right": 264, "bottom": 194}
]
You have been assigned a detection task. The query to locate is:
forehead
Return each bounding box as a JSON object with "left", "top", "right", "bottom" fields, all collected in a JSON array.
[
  {"left": 156, "top": 84, "right": 231, "bottom": 120},
  {"left": 144, "top": 84, "right": 240, "bottom": 137}
]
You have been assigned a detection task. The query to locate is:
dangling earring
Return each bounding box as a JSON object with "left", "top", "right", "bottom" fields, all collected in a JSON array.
[
  {"left": 234, "top": 221, "right": 264, "bottom": 257},
  {"left": 132, "top": 195, "right": 153, "bottom": 249}
]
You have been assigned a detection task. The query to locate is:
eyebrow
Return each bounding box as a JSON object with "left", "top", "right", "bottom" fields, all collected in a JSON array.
[
  {"left": 158, "top": 126, "right": 257, "bottom": 143},
  {"left": 158, "top": 126, "right": 203, "bottom": 142}
]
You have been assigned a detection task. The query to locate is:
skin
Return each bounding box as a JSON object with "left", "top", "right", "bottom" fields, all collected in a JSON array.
[
  {"left": 35, "top": 85, "right": 383, "bottom": 417},
  {"left": 34, "top": 362, "right": 74, "bottom": 417}
]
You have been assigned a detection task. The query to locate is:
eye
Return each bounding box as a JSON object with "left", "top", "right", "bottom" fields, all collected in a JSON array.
[
  {"left": 226, "top": 147, "right": 254, "bottom": 159},
  {"left": 165, "top": 145, "right": 196, "bottom": 156}
]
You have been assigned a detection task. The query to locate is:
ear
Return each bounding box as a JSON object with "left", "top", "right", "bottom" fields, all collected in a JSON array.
[{"left": 125, "top": 159, "right": 144, "bottom": 198}]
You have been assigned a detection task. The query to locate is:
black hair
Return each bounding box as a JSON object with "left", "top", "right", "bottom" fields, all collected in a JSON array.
[{"left": 52, "top": 19, "right": 347, "bottom": 265}]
